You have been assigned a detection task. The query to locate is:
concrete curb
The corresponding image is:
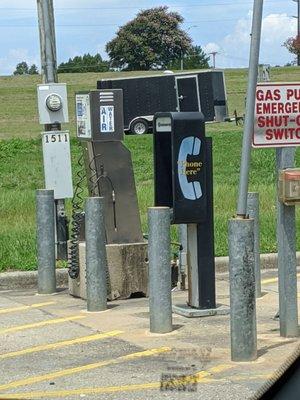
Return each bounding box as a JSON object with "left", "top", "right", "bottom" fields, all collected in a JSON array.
[
  {"left": 0, "top": 269, "right": 68, "bottom": 291},
  {"left": 1, "top": 252, "right": 300, "bottom": 291},
  {"left": 215, "top": 252, "right": 300, "bottom": 273}
]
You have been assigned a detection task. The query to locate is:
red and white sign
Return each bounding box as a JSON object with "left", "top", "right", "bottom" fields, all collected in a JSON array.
[{"left": 253, "top": 83, "right": 300, "bottom": 148}]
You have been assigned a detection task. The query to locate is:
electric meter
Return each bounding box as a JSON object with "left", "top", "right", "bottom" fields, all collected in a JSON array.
[
  {"left": 37, "top": 83, "right": 69, "bottom": 124},
  {"left": 46, "top": 93, "right": 62, "bottom": 112}
]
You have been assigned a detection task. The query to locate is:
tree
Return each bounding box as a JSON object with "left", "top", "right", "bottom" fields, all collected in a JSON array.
[
  {"left": 284, "top": 35, "right": 300, "bottom": 55},
  {"left": 28, "top": 64, "right": 39, "bottom": 75},
  {"left": 58, "top": 53, "right": 109, "bottom": 73},
  {"left": 168, "top": 45, "right": 210, "bottom": 70},
  {"left": 13, "top": 61, "right": 29, "bottom": 75},
  {"left": 106, "top": 6, "right": 192, "bottom": 70},
  {"left": 283, "top": 35, "right": 300, "bottom": 57}
]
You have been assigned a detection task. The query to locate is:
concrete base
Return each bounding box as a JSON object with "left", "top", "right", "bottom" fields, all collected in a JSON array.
[
  {"left": 69, "top": 242, "right": 148, "bottom": 300},
  {"left": 172, "top": 303, "right": 230, "bottom": 318}
]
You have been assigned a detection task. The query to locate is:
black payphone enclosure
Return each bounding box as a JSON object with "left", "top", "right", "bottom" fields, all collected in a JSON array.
[{"left": 153, "top": 112, "right": 209, "bottom": 224}]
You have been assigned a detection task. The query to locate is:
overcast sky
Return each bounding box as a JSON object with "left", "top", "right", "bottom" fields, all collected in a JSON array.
[{"left": 0, "top": 0, "right": 297, "bottom": 75}]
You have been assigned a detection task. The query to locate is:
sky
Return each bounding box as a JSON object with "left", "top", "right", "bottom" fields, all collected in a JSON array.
[{"left": 0, "top": 0, "right": 298, "bottom": 75}]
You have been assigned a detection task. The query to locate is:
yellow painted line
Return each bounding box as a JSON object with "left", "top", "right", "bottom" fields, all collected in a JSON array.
[
  {"left": 206, "top": 364, "right": 234, "bottom": 375},
  {"left": 262, "top": 273, "right": 300, "bottom": 286},
  {"left": 0, "top": 364, "right": 233, "bottom": 399},
  {"left": 0, "top": 315, "right": 84, "bottom": 335},
  {"left": 0, "top": 301, "right": 55, "bottom": 315},
  {"left": 231, "top": 373, "right": 272, "bottom": 381},
  {"left": 261, "top": 277, "right": 278, "bottom": 285},
  {"left": 0, "top": 347, "right": 171, "bottom": 391},
  {"left": 0, "top": 330, "right": 123, "bottom": 360}
]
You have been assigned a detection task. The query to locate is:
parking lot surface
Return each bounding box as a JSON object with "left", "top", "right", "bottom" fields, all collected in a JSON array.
[{"left": 0, "top": 269, "right": 299, "bottom": 400}]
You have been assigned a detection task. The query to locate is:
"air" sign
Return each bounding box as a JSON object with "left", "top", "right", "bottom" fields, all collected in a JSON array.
[{"left": 253, "top": 83, "right": 300, "bottom": 148}]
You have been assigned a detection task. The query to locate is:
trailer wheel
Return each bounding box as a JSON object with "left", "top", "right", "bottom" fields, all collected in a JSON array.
[{"left": 131, "top": 119, "right": 149, "bottom": 135}]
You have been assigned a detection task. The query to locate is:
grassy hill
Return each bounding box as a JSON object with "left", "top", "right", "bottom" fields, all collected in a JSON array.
[{"left": 0, "top": 67, "right": 300, "bottom": 270}]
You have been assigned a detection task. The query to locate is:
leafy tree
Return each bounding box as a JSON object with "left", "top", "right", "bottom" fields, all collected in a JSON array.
[
  {"left": 106, "top": 6, "right": 192, "bottom": 70},
  {"left": 13, "top": 61, "right": 29, "bottom": 75},
  {"left": 168, "top": 45, "right": 210, "bottom": 70},
  {"left": 58, "top": 53, "right": 109, "bottom": 73},
  {"left": 28, "top": 64, "right": 39, "bottom": 75},
  {"left": 283, "top": 35, "right": 300, "bottom": 56}
]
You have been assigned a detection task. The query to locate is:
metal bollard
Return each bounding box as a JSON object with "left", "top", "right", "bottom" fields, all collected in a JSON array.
[
  {"left": 85, "top": 197, "right": 107, "bottom": 312},
  {"left": 228, "top": 218, "right": 257, "bottom": 361},
  {"left": 276, "top": 148, "right": 298, "bottom": 338},
  {"left": 247, "top": 192, "right": 262, "bottom": 298},
  {"left": 148, "top": 207, "right": 172, "bottom": 333},
  {"left": 36, "top": 189, "right": 56, "bottom": 294}
]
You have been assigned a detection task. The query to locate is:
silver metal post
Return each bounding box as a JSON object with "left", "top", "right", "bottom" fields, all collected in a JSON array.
[
  {"left": 276, "top": 148, "right": 299, "bottom": 337},
  {"left": 187, "top": 224, "right": 199, "bottom": 307},
  {"left": 37, "top": 0, "right": 68, "bottom": 261},
  {"left": 247, "top": 192, "right": 262, "bottom": 298},
  {"left": 298, "top": 0, "right": 300, "bottom": 66},
  {"left": 36, "top": 189, "right": 56, "bottom": 294},
  {"left": 85, "top": 197, "right": 107, "bottom": 312},
  {"left": 229, "top": 218, "right": 257, "bottom": 361},
  {"left": 178, "top": 224, "right": 188, "bottom": 289},
  {"left": 148, "top": 207, "right": 172, "bottom": 333},
  {"left": 295, "top": 0, "right": 300, "bottom": 66},
  {"left": 228, "top": 0, "right": 261, "bottom": 362},
  {"left": 237, "top": 0, "right": 264, "bottom": 216},
  {"left": 37, "top": 0, "right": 57, "bottom": 83}
]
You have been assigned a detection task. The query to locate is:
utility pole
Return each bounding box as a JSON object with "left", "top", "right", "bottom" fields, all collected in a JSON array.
[
  {"left": 181, "top": 26, "right": 197, "bottom": 71},
  {"left": 37, "top": 0, "right": 68, "bottom": 260},
  {"left": 209, "top": 52, "right": 218, "bottom": 68},
  {"left": 293, "top": 0, "right": 300, "bottom": 65},
  {"left": 181, "top": 50, "right": 184, "bottom": 71}
]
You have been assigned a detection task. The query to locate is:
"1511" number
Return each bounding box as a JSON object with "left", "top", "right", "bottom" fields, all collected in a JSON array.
[{"left": 45, "top": 133, "right": 68, "bottom": 143}]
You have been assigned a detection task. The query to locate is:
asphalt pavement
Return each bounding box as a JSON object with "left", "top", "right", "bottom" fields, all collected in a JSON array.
[{"left": 0, "top": 269, "right": 299, "bottom": 400}]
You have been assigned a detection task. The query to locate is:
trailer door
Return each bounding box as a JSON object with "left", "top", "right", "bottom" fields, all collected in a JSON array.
[{"left": 176, "top": 76, "right": 201, "bottom": 112}]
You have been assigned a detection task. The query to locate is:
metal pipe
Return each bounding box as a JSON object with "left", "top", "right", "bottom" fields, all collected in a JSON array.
[
  {"left": 37, "top": 0, "right": 68, "bottom": 260},
  {"left": 237, "top": 0, "right": 264, "bottom": 217},
  {"left": 36, "top": 189, "right": 56, "bottom": 294},
  {"left": 296, "top": 0, "right": 300, "bottom": 66},
  {"left": 178, "top": 224, "right": 188, "bottom": 289},
  {"left": 276, "top": 148, "right": 299, "bottom": 337},
  {"left": 187, "top": 223, "right": 199, "bottom": 307},
  {"left": 37, "top": 0, "right": 57, "bottom": 84},
  {"left": 85, "top": 197, "right": 108, "bottom": 312},
  {"left": 148, "top": 207, "right": 172, "bottom": 333},
  {"left": 228, "top": 218, "right": 257, "bottom": 361},
  {"left": 247, "top": 192, "right": 262, "bottom": 298}
]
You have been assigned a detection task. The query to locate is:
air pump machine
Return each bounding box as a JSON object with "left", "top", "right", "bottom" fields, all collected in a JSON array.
[{"left": 69, "top": 89, "right": 147, "bottom": 300}]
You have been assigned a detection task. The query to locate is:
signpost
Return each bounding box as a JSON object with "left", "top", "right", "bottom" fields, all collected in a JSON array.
[{"left": 253, "top": 82, "right": 299, "bottom": 338}]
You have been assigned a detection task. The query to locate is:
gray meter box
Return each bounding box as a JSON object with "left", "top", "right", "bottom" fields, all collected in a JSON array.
[
  {"left": 75, "top": 89, "right": 124, "bottom": 141},
  {"left": 42, "top": 131, "right": 73, "bottom": 199},
  {"left": 37, "top": 83, "right": 69, "bottom": 124}
]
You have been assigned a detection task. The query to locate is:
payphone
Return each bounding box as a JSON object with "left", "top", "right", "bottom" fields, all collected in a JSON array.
[
  {"left": 154, "top": 112, "right": 208, "bottom": 224},
  {"left": 153, "top": 112, "right": 216, "bottom": 312},
  {"left": 69, "top": 89, "right": 147, "bottom": 300}
]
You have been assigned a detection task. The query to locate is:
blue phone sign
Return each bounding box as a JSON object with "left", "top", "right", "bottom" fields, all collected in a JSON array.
[{"left": 177, "top": 137, "right": 203, "bottom": 200}]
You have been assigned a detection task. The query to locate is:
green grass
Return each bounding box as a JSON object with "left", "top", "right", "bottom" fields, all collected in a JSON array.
[{"left": 0, "top": 67, "right": 300, "bottom": 270}]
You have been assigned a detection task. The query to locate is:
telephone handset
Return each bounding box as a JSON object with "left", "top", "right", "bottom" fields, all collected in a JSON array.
[{"left": 177, "top": 136, "right": 202, "bottom": 200}]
